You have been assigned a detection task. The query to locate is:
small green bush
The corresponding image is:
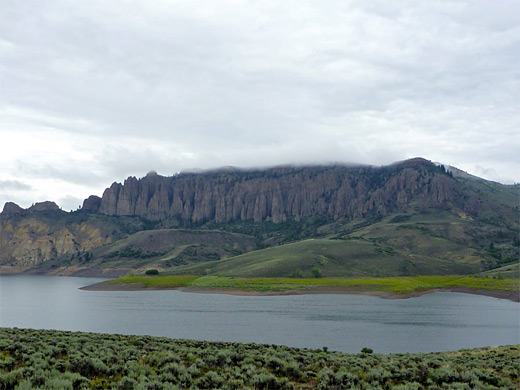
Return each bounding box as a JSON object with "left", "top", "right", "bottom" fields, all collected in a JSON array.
[{"left": 311, "top": 267, "right": 323, "bottom": 278}]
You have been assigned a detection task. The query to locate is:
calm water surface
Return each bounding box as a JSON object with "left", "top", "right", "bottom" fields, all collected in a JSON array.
[{"left": 0, "top": 275, "right": 518, "bottom": 353}]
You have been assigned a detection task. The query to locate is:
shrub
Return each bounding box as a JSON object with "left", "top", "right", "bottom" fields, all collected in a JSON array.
[
  {"left": 252, "top": 373, "right": 292, "bottom": 390},
  {"left": 194, "top": 371, "right": 223, "bottom": 389},
  {"left": 70, "top": 357, "right": 109, "bottom": 377},
  {"left": 392, "top": 382, "right": 422, "bottom": 390},
  {"left": 317, "top": 368, "right": 337, "bottom": 390},
  {"left": 366, "top": 367, "right": 391, "bottom": 385},
  {"left": 145, "top": 269, "right": 159, "bottom": 275},
  {"left": 0, "top": 328, "right": 518, "bottom": 390},
  {"left": 226, "top": 378, "right": 246, "bottom": 389},
  {"left": 160, "top": 362, "right": 183, "bottom": 379},
  {"left": 432, "top": 367, "right": 462, "bottom": 384},
  {"left": 42, "top": 377, "right": 75, "bottom": 389},
  {"left": 311, "top": 267, "right": 323, "bottom": 278},
  {"left": 64, "top": 373, "right": 89, "bottom": 389},
  {"left": 215, "top": 350, "right": 232, "bottom": 367},
  {"left": 118, "top": 376, "right": 137, "bottom": 390},
  {"left": 284, "top": 362, "right": 302, "bottom": 380},
  {"left": 266, "top": 357, "right": 284, "bottom": 373},
  {"left": 13, "top": 379, "right": 34, "bottom": 390},
  {"left": 0, "top": 356, "right": 15, "bottom": 370}
]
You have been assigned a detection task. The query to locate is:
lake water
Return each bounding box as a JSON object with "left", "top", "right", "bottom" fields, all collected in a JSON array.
[{"left": 0, "top": 275, "right": 518, "bottom": 354}]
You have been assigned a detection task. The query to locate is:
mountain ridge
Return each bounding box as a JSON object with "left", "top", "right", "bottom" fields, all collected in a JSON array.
[
  {"left": 83, "top": 158, "right": 469, "bottom": 223},
  {"left": 1, "top": 158, "right": 518, "bottom": 277}
]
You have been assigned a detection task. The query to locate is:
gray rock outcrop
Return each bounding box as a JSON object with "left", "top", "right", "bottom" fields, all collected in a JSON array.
[{"left": 94, "top": 159, "right": 461, "bottom": 224}]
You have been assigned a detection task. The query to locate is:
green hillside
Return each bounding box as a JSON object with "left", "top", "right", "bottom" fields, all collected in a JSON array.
[
  {"left": 170, "top": 238, "right": 479, "bottom": 278},
  {"left": 479, "top": 263, "right": 520, "bottom": 279},
  {"left": 168, "top": 209, "right": 517, "bottom": 278}
]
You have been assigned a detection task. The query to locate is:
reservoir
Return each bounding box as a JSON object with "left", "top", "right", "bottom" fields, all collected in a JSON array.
[{"left": 0, "top": 275, "right": 518, "bottom": 354}]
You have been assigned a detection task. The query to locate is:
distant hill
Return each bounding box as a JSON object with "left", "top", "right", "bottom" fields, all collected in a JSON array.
[
  {"left": 29, "top": 228, "right": 257, "bottom": 277},
  {"left": 1, "top": 158, "right": 518, "bottom": 277}
]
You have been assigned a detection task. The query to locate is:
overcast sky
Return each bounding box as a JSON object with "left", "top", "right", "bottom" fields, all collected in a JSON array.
[{"left": 1, "top": 0, "right": 519, "bottom": 211}]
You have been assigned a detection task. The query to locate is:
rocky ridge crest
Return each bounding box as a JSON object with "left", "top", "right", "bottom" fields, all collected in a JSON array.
[{"left": 87, "top": 158, "right": 461, "bottom": 225}]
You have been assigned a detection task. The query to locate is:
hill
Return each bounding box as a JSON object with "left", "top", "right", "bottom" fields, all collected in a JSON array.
[
  {"left": 32, "top": 229, "right": 257, "bottom": 277},
  {"left": 168, "top": 208, "right": 514, "bottom": 278},
  {"left": 1, "top": 158, "right": 518, "bottom": 277}
]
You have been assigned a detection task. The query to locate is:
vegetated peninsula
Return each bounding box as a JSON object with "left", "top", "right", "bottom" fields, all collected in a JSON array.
[
  {"left": 1, "top": 328, "right": 518, "bottom": 389},
  {"left": 1, "top": 158, "right": 519, "bottom": 297},
  {"left": 82, "top": 275, "right": 520, "bottom": 302}
]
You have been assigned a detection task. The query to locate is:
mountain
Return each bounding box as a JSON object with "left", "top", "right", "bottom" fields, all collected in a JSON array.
[
  {"left": 86, "top": 158, "right": 477, "bottom": 223},
  {"left": 1, "top": 158, "right": 518, "bottom": 277}
]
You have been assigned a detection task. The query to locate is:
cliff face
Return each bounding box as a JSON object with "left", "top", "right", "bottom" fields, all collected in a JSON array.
[
  {"left": 3, "top": 158, "right": 512, "bottom": 273},
  {"left": 88, "top": 159, "right": 462, "bottom": 224},
  {"left": 0, "top": 203, "right": 135, "bottom": 270},
  {"left": 0, "top": 217, "right": 111, "bottom": 268},
  {"left": 1, "top": 220, "right": 107, "bottom": 267}
]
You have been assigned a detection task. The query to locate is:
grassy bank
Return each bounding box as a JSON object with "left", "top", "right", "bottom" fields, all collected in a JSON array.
[
  {"left": 1, "top": 328, "right": 518, "bottom": 389},
  {"left": 105, "top": 275, "right": 200, "bottom": 289},
  {"left": 90, "top": 275, "right": 520, "bottom": 297}
]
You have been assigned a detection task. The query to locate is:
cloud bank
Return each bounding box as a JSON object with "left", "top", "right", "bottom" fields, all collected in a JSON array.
[{"left": 1, "top": 0, "right": 518, "bottom": 210}]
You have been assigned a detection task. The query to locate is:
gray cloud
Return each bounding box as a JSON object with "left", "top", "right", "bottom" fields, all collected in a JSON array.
[
  {"left": 58, "top": 195, "right": 85, "bottom": 212},
  {"left": 14, "top": 161, "right": 103, "bottom": 187},
  {"left": 0, "top": 180, "right": 32, "bottom": 191},
  {"left": 1, "top": 0, "right": 519, "bottom": 209}
]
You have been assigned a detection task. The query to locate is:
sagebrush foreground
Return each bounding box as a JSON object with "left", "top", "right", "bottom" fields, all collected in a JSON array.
[{"left": 0, "top": 328, "right": 518, "bottom": 389}]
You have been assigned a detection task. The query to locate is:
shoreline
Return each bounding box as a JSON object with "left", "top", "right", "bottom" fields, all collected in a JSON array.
[
  {"left": 0, "top": 266, "right": 130, "bottom": 278},
  {"left": 80, "top": 282, "right": 520, "bottom": 302}
]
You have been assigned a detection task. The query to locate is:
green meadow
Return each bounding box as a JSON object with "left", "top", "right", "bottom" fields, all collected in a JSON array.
[
  {"left": 95, "top": 275, "right": 520, "bottom": 296},
  {"left": 107, "top": 275, "right": 200, "bottom": 289}
]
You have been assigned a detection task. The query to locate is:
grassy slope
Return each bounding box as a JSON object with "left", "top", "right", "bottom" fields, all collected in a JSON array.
[
  {"left": 1, "top": 328, "right": 518, "bottom": 389},
  {"left": 92, "top": 229, "right": 257, "bottom": 267},
  {"left": 480, "top": 263, "right": 520, "bottom": 279},
  {"left": 168, "top": 237, "right": 481, "bottom": 278},
  {"left": 165, "top": 207, "right": 518, "bottom": 279},
  {"left": 451, "top": 168, "right": 519, "bottom": 210},
  {"left": 35, "top": 229, "right": 257, "bottom": 274}
]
